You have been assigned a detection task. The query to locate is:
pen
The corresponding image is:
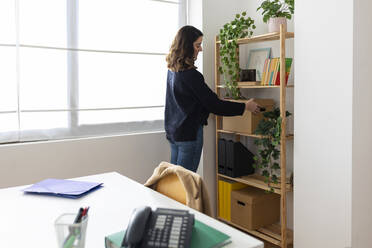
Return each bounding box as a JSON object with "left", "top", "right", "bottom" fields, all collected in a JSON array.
[
  {"left": 74, "top": 208, "right": 84, "bottom": 223},
  {"left": 82, "top": 207, "right": 90, "bottom": 219},
  {"left": 63, "top": 208, "right": 85, "bottom": 248}
]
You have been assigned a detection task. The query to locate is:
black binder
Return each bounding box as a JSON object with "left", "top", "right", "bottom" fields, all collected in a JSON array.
[
  {"left": 218, "top": 139, "right": 227, "bottom": 174},
  {"left": 225, "top": 140, "right": 235, "bottom": 176},
  {"left": 224, "top": 140, "right": 255, "bottom": 178}
]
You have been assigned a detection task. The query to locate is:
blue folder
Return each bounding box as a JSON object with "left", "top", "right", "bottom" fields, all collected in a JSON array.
[{"left": 22, "top": 178, "right": 103, "bottom": 199}]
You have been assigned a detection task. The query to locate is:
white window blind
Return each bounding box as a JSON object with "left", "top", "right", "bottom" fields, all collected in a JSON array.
[{"left": 0, "top": 0, "right": 186, "bottom": 144}]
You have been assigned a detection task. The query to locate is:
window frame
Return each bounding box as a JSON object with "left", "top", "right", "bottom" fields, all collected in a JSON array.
[{"left": 0, "top": 0, "right": 187, "bottom": 144}]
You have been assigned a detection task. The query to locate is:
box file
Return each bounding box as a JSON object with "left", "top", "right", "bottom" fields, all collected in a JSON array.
[{"left": 225, "top": 141, "right": 255, "bottom": 178}]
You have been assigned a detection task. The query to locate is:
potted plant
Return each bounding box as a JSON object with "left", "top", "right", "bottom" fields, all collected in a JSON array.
[
  {"left": 257, "top": 0, "right": 294, "bottom": 33},
  {"left": 218, "top": 11, "right": 256, "bottom": 100},
  {"left": 253, "top": 107, "right": 292, "bottom": 192}
]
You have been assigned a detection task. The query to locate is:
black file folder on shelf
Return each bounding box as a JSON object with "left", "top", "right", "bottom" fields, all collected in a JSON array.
[
  {"left": 218, "top": 139, "right": 255, "bottom": 178},
  {"left": 218, "top": 138, "right": 227, "bottom": 174}
]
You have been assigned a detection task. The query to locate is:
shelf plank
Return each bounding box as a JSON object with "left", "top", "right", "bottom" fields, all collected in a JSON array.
[
  {"left": 217, "top": 129, "right": 294, "bottom": 140},
  {"left": 246, "top": 230, "right": 281, "bottom": 246},
  {"left": 217, "top": 173, "right": 292, "bottom": 194},
  {"left": 238, "top": 81, "right": 261, "bottom": 86},
  {"left": 217, "top": 83, "right": 294, "bottom": 89},
  {"left": 258, "top": 224, "right": 294, "bottom": 245},
  {"left": 217, "top": 218, "right": 293, "bottom": 246},
  {"left": 216, "top": 32, "right": 294, "bottom": 45},
  {"left": 217, "top": 129, "right": 263, "bottom": 138}
]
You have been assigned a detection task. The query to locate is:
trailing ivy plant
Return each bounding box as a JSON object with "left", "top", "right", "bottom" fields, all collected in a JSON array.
[
  {"left": 253, "top": 107, "right": 291, "bottom": 192},
  {"left": 218, "top": 12, "right": 256, "bottom": 100},
  {"left": 257, "top": 0, "right": 294, "bottom": 23}
]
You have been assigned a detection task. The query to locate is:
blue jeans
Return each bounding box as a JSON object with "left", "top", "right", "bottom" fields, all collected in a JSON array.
[{"left": 170, "top": 126, "right": 203, "bottom": 172}]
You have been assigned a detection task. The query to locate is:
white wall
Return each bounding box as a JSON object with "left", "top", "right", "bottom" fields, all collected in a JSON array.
[
  {"left": 0, "top": 132, "right": 170, "bottom": 188},
  {"left": 352, "top": 0, "right": 372, "bottom": 247},
  {"left": 294, "top": 0, "right": 354, "bottom": 247}
]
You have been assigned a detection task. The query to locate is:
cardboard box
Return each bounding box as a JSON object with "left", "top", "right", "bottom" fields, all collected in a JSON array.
[
  {"left": 222, "top": 99, "right": 274, "bottom": 134},
  {"left": 231, "top": 186, "right": 280, "bottom": 230}
]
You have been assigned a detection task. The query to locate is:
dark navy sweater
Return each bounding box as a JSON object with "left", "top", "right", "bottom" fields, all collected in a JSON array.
[{"left": 165, "top": 68, "right": 245, "bottom": 142}]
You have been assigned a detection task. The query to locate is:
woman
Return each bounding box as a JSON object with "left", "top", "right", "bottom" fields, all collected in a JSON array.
[{"left": 165, "top": 25, "right": 260, "bottom": 172}]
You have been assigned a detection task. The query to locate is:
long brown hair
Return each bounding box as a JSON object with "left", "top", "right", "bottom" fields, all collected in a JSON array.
[{"left": 166, "top": 25, "right": 203, "bottom": 72}]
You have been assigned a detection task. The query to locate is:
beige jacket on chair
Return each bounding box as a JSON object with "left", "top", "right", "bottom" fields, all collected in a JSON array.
[{"left": 144, "top": 161, "right": 212, "bottom": 216}]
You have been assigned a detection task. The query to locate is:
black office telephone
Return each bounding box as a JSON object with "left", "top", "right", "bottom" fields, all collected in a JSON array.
[{"left": 121, "top": 206, "right": 194, "bottom": 248}]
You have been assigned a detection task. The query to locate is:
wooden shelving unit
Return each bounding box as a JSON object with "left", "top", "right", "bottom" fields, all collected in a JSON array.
[{"left": 214, "top": 26, "right": 294, "bottom": 248}]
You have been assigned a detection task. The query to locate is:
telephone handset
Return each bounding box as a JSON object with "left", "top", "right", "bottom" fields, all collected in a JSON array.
[{"left": 122, "top": 206, "right": 195, "bottom": 248}]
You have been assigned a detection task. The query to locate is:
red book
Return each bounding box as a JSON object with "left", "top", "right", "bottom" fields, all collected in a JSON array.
[{"left": 274, "top": 58, "right": 293, "bottom": 86}]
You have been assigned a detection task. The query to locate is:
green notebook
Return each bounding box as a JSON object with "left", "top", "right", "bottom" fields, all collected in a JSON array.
[{"left": 105, "top": 220, "right": 231, "bottom": 248}]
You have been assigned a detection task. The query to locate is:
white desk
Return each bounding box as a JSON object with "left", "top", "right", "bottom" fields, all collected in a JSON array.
[{"left": 0, "top": 172, "right": 263, "bottom": 248}]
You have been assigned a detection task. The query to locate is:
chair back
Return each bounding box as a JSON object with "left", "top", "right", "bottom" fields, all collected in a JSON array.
[
  {"left": 145, "top": 162, "right": 212, "bottom": 215},
  {"left": 155, "top": 173, "right": 187, "bottom": 205}
]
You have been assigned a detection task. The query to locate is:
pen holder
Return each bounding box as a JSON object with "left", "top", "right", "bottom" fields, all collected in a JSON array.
[{"left": 55, "top": 213, "right": 89, "bottom": 248}]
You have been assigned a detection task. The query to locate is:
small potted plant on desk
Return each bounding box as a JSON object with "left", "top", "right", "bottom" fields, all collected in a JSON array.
[
  {"left": 257, "top": 0, "right": 294, "bottom": 33},
  {"left": 253, "top": 107, "right": 292, "bottom": 192}
]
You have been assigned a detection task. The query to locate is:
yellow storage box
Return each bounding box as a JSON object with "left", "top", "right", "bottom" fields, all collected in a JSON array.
[{"left": 218, "top": 179, "right": 246, "bottom": 221}]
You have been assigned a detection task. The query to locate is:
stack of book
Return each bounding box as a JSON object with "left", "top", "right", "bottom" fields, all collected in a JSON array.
[{"left": 261, "top": 58, "right": 293, "bottom": 86}]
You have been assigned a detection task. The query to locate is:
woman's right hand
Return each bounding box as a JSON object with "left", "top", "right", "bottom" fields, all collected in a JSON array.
[{"left": 245, "top": 98, "right": 261, "bottom": 114}]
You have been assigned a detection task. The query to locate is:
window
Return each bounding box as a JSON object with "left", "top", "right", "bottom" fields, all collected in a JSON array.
[{"left": 0, "top": 0, "right": 186, "bottom": 143}]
